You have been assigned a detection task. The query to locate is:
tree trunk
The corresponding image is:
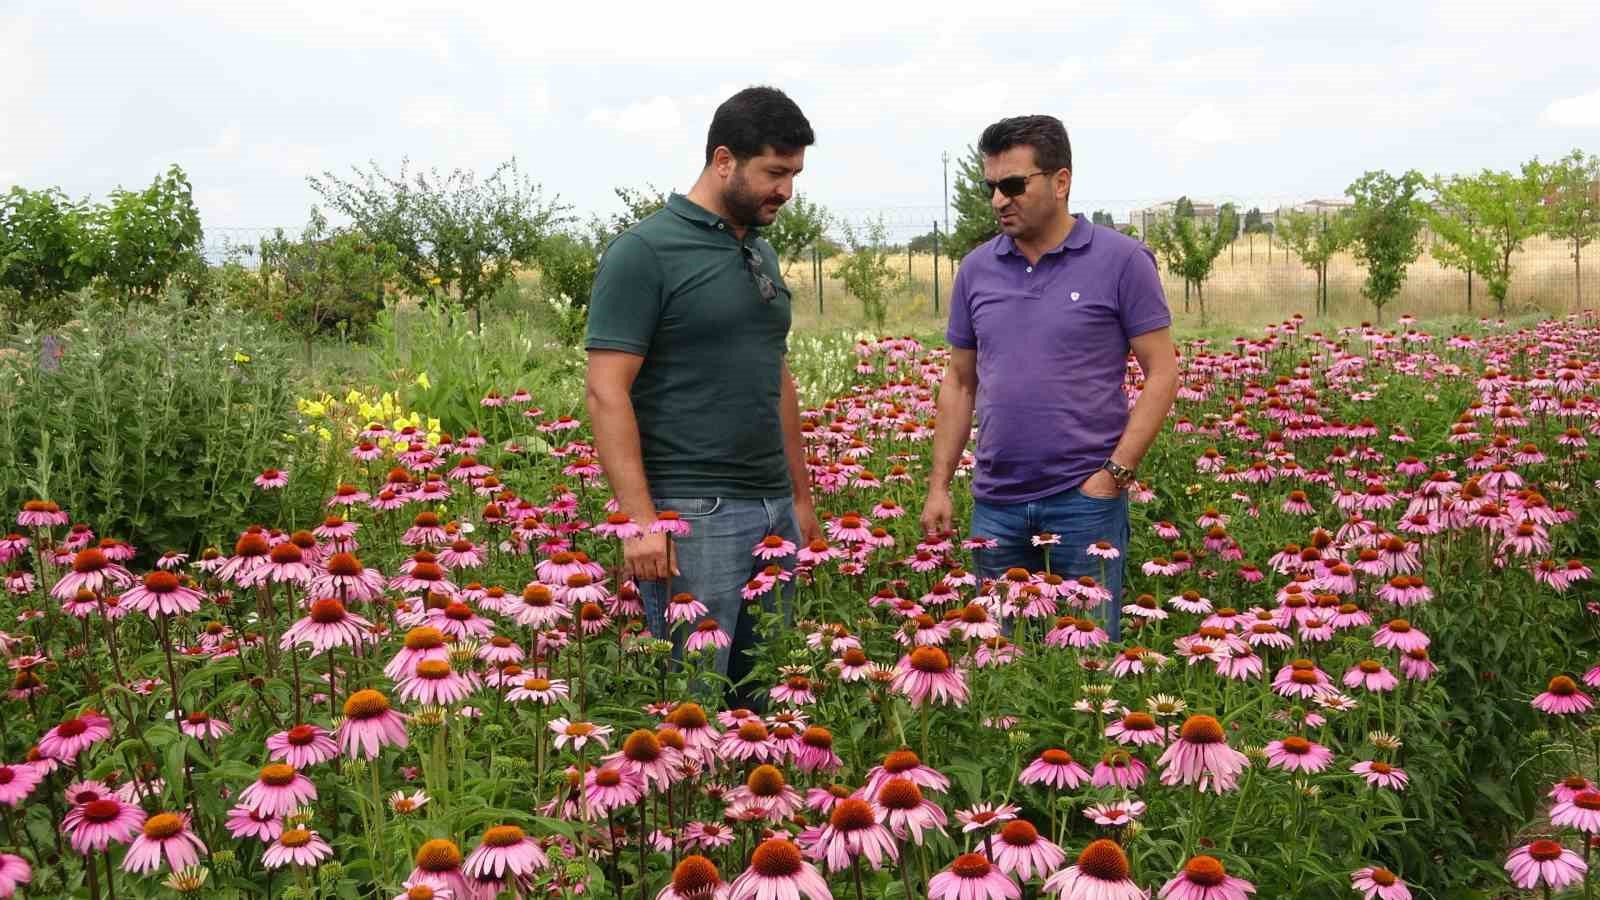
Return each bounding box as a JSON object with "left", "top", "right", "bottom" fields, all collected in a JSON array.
[
  {"left": 1467, "top": 269, "right": 1473, "bottom": 311},
  {"left": 1577, "top": 240, "right": 1585, "bottom": 312},
  {"left": 1197, "top": 280, "right": 1206, "bottom": 327},
  {"left": 1183, "top": 279, "right": 1190, "bottom": 314}
]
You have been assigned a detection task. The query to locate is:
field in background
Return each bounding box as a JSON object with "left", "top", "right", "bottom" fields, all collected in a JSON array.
[{"left": 782, "top": 233, "right": 1598, "bottom": 335}]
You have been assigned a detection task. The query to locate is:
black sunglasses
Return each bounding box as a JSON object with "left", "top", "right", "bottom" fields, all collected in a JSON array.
[
  {"left": 741, "top": 244, "right": 777, "bottom": 303},
  {"left": 984, "top": 170, "right": 1052, "bottom": 198}
]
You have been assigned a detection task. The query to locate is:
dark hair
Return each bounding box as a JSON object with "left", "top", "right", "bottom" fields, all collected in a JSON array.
[
  {"left": 978, "top": 115, "right": 1072, "bottom": 173},
  {"left": 705, "top": 86, "right": 815, "bottom": 166}
]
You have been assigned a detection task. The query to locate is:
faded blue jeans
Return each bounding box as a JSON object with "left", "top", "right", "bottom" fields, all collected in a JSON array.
[
  {"left": 969, "top": 484, "right": 1129, "bottom": 641},
  {"left": 638, "top": 496, "right": 800, "bottom": 704}
]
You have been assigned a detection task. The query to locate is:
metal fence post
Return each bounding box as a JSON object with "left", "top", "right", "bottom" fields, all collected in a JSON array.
[{"left": 932, "top": 220, "right": 941, "bottom": 315}]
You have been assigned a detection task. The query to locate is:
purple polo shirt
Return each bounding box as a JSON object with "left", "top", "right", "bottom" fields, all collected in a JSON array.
[{"left": 946, "top": 214, "right": 1171, "bottom": 504}]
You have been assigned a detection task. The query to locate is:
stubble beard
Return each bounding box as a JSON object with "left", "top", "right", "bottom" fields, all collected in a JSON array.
[{"left": 722, "top": 167, "right": 781, "bottom": 229}]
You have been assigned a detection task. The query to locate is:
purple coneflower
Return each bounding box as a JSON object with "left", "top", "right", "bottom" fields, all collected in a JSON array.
[
  {"left": 1533, "top": 675, "right": 1593, "bottom": 715},
  {"left": 62, "top": 797, "right": 145, "bottom": 853},
  {"left": 1504, "top": 839, "right": 1586, "bottom": 890},
  {"left": 224, "top": 804, "right": 282, "bottom": 842},
  {"left": 38, "top": 711, "right": 112, "bottom": 762},
  {"left": 1042, "top": 839, "right": 1147, "bottom": 899},
  {"left": 338, "top": 689, "right": 409, "bottom": 759},
  {"left": 122, "top": 811, "right": 206, "bottom": 875},
  {"left": 262, "top": 827, "right": 332, "bottom": 869},
  {"left": 1158, "top": 715, "right": 1249, "bottom": 794},
  {"left": 1159, "top": 856, "right": 1255, "bottom": 899},
  {"left": 730, "top": 838, "right": 831, "bottom": 900},
  {"left": 1020, "top": 749, "right": 1090, "bottom": 789}
]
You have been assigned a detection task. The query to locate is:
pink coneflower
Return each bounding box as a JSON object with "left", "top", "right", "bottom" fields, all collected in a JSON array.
[
  {"left": 873, "top": 777, "right": 948, "bottom": 845},
  {"left": 956, "top": 802, "right": 1020, "bottom": 835},
  {"left": 1020, "top": 749, "right": 1090, "bottom": 790},
  {"left": 281, "top": 598, "right": 373, "bottom": 654},
  {"left": 224, "top": 804, "right": 283, "bottom": 842},
  {"left": 1158, "top": 715, "right": 1249, "bottom": 794},
  {"left": 1042, "top": 839, "right": 1147, "bottom": 899},
  {"left": 731, "top": 838, "right": 831, "bottom": 900},
  {"left": 308, "top": 552, "right": 386, "bottom": 602},
  {"left": 178, "top": 711, "right": 233, "bottom": 741},
  {"left": 1505, "top": 839, "right": 1587, "bottom": 890},
  {"left": 1, "top": 853, "right": 32, "bottom": 894},
  {"left": 550, "top": 718, "right": 613, "bottom": 753},
  {"left": 649, "top": 510, "right": 693, "bottom": 537},
  {"left": 771, "top": 674, "right": 817, "bottom": 706},
  {"left": 1534, "top": 675, "right": 1594, "bottom": 715},
  {"left": 992, "top": 819, "right": 1065, "bottom": 882},
  {"left": 795, "top": 726, "right": 843, "bottom": 774},
  {"left": 239, "top": 764, "right": 318, "bottom": 817},
  {"left": 398, "top": 659, "right": 477, "bottom": 706},
  {"left": 426, "top": 601, "right": 495, "bottom": 641},
  {"left": 463, "top": 824, "right": 549, "bottom": 880},
  {"left": 727, "top": 764, "right": 803, "bottom": 822},
  {"left": 593, "top": 512, "right": 644, "bottom": 541},
  {"left": 584, "top": 764, "right": 644, "bottom": 815},
  {"left": 255, "top": 468, "right": 289, "bottom": 490},
  {"left": 1105, "top": 712, "right": 1170, "bottom": 748},
  {"left": 718, "top": 719, "right": 779, "bottom": 764},
  {"left": 410, "top": 839, "right": 476, "bottom": 900},
  {"left": 928, "top": 852, "right": 1019, "bottom": 900},
  {"left": 1264, "top": 735, "right": 1334, "bottom": 773},
  {"left": 38, "top": 711, "right": 112, "bottom": 762},
  {"left": 385, "top": 627, "right": 451, "bottom": 681},
  {"left": 809, "top": 796, "right": 899, "bottom": 871},
  {"left": 608, "top": 729, "right": 684, "bottom": 793},
  {"left": 267, "top": 724, "right": 339, "bottom": 769},
  {"left": 122, "top": 811, "right": 206, "bottom": 875},
  {"left": 658, "top": 854, "right": 729, "bottom": 900},
  {"left": 62, "top": 796, "right": 146, "bottom": 853},
  {"left": 1551, "top": 790, "right": 1600, "bottom": 833},
  {"left": 753, "top": 534, "right": 797, "bottom": 560},
  {"left": 389, "top": 559, "right": 456, "bottom": 597},
  {"left": 1159, "top": 856, "right": 1255, "bottom": 899},
  {"left": 262, "top": 827, "right": 332, "bottom": 869},
  {"left": 1350, "top": 866, "right": 1410, "bottom": 900},
  {"left": 437, "top": 538, "right": 486, "bottom": 570},
  {"left": 665, "top": 591, "right": 710, "bottom": 626},
  {"left": 118, "top": 570, "right": 204, "bottom": 618},
  {"left": 683, "top": 821, "right": 737, "bottom": 852},
  {"left": 253, "top": 541, "right": 316, "bottom": 587},
  {"left": 17, "top": 499, "right": 68, "bottom": 528},
  {"left": 1350, "top": 759, "right": 1408, "bottom": 790},
  {"left": 1083, "top": 799, "right": 1146, "bottom": 826},
  {"left": 339, "top": 689, "right": 410, "bottom": 759},
  {"left": 826, "top": 513, "right": 874, "bottom": 544},
  {"left": 1093, "top": 750, "right": 1149, "bottom": 789},
  {"left": 892, "top": 646, "right": 969, "bottom": 708},
  {"left": 687, "top": 618, "right": 731, "bottom": 654},
  {"left": 1343, "top": 660, "right": 1399, "bottom": 693},
  {"left": 1273, "top": 659, "right": 1333, "bottom": 700},
  {"left": 50, "top": 547, "right": 135, "bottom": 600},
  {"left": 506, "top": 673, "right": 570, "bottom": 705}
]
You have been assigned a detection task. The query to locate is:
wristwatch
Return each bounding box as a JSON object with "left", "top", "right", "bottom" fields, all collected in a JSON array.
[{"left": 1101, "top": 458, "right": 1136, "bottom": 488}]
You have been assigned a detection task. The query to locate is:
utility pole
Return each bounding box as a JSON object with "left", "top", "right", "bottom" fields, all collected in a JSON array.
[{"left": 942, "top": 150, "right": 952, "bottom": 286}]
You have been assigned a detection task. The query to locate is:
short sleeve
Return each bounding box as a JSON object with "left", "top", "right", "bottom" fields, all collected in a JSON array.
[
  {"left": 1117, "top": 245, "right": 1172, "bottom": 339},
  {"left": 584, "top": 232, "right": 663, "bottom": 355},
  {"left": 945, "top": 258, "right": 977, "bottom": 350}
]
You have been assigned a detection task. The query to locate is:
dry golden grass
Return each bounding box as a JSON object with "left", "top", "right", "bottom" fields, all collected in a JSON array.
[{"left": 782, "top": 234, "right": 1598, "bottom": 336}]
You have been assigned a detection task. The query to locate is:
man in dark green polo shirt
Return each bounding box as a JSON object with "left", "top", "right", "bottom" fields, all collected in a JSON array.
[{"left": 584, "top": 86, "right": 823, "bottom": 693}]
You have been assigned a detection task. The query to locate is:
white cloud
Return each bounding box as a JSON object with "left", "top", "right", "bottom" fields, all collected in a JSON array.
[
  {"left": 1544, "top": 89, "right": 1600, "bottom": 128},
  {"left": 587, "top": 96, "right": 683, "bottom": 138}
]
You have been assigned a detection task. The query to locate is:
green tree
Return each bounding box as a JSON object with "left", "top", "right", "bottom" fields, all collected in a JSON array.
[
  {"left": 1427, "top": 166, "right": 1546, "bottom": 314},
  {"left": 258, "top": 207, "right": 400, "bottom": 359},
  {"left": 1217, "top": 202, "right": 1241, "bottom": 241},
  {"left": 0, "top": 186, "right": 94, "bottom": 323},
  {"left": 948, "top": 145, "right": 998, "bottom": 259},
  {"left": 837, "top": 217, "right": 900, "bottom": 329},
  {"left": 1277, "top": 208, "right": 1354, "bottom": 316},
  {"left": 309, "top": 158, "right": 564, "bottom": 329},
  {"left": 588, "top": 184, "right": 668, "bottom": 250},
  {"left": 80, "top": 164, "right": 204, "bottom": 300},
  {"left": 1091, "top": 210, "right": 1115, "bottom": 227},
  {"left": 1174, "top": 196, "right": 1196, "bottom": 220},
  {"left": 1147, "top": 205, "right": 1236, "bottom": 325},
  {"left": 1538, "top": 149, "right": 1600, "bottom": 311},
  {"left": 766, "top": 194, "right": 831, "bottom": 276},
  {"left": 1243, "top": 207, "right": 1268, "bottom": 234},
  {"left": 1346, "top": 169, "right": 1428, "bottom": 322}
]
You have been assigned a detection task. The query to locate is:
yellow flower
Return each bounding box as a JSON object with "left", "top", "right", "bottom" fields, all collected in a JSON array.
[
  {"left": 233, "top": 352, "right": 251, "bottom": 364},
  {"left": 415, "top": 372, "right": 432, "bottom": 391},
  {"left": 315, "top": 426, "right": 332, "bottom": 443},
  {"left": 345, "top": 389, "right": 365, "bottom": 405}
]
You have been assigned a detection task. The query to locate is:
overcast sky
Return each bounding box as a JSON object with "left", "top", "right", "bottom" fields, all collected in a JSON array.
[{"left": 5, "top": 0, "right": 1600, "bottom": 245}]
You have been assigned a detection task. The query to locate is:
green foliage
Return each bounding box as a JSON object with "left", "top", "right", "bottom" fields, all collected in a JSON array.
[
  {"left": 0, "top": 297, "right": 313, "bottom": 555},
  {"left": 588, "top": 184, "right": 668, "bottom": 250},
  {"left": 948, "top": 145, "right": 998, "bottom": 259},
  {"left": 1346, "top": 169, "right": 1429, "bottom": 320},
  {"left": 907, "top": 230, "right": 939, "bottom": 253},
  {"left": 1427, "top": 166, "right": 1546, "bottom": 314},
  {"left": 308, "top": 158, "right": 565, "bottom": 322},
  {"left": 1091, "top": 209, "right": 1115, "bottom": 227},
  {"left": 1174, "top": 195, "right": 1196, "bottom": 220},
  {"left": 765, "top": 194, "right": 831, "bottom": 275},
  {"left": 1276, "top": 208, "right": 1354, "bottom": 315},
  {"left": 1146, "top": 206, "right": 1236, "bottom": 324},
  {"left": 257, "top": 207, "right": 400, "bottom": 348},
  {"left": 1535, "top": 149, "right": 1600, "bottom": 309},
  {"left": 534, "top": 232, "right": 600, "bottom": 309},
  {"left": 80, "top": 164, "right": 205, "bottom": 300},
  {"left": 0, "top": 186, "right": 94, "bottom": 308},
  {"left": 1243, "top": 206, "right": 1272, "bottom": 234},
  {"left": 836, "top": 217, "right": 900, "bottom": 329}
]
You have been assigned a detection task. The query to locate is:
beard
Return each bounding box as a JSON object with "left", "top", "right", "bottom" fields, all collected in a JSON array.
[{"left": 721, "top": 167, "right": 783, "bottom": 229}]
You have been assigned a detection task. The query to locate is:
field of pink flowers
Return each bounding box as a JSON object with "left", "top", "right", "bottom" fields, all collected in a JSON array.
[{"left": 2, "top": 312, "right": 1598, "bottom": 899}]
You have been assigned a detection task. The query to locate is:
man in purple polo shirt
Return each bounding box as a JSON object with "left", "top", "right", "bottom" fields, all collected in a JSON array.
[{"left": 920, "top": 115, "right": 1179, "bottom": 641}]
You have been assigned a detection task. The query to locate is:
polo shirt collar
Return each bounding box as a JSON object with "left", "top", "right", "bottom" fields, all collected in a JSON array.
[
  {"left": 994, "top": 213, "right": 1094, "bottom": 257},
  {"left": 667, "top": 193, "right": 759, "bottom": 235}
]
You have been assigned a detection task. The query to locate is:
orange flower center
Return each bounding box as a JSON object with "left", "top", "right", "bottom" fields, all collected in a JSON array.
[
  {"left": 1076, "top": 839, "right": 1130, "bottom": 880},
  {"left": 415, "top": 838, "right": 463, "bottom": 871},
  {"left": 1179, "top": 715, "right": 1225, "bottom": 744}
]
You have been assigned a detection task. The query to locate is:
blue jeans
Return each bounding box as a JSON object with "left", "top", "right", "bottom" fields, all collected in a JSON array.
[
  {"left": 969, "top": 485, "right": 1129, "bottom": 641},
  {"left": 638, "top": 496, "right": 799, "bottom": 702}
]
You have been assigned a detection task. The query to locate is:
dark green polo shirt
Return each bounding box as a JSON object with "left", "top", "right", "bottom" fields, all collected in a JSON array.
[{"left": 585, "top": 193, "right": 792, "bottom": 498}]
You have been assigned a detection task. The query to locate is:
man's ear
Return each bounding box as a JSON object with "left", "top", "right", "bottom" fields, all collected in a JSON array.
[{"left": 712, "top": 146, "right": 736, "bottom": 178}]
